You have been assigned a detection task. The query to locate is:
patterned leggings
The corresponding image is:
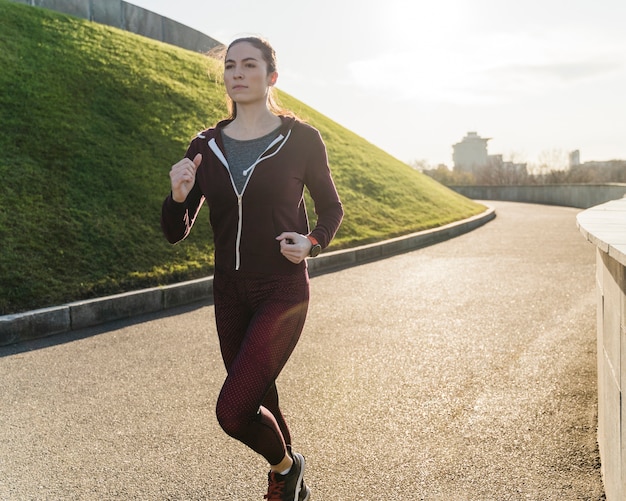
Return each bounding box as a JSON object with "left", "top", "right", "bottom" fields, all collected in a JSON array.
[{"left": 212, "top": 268, "right": 310, "bottom": 465}]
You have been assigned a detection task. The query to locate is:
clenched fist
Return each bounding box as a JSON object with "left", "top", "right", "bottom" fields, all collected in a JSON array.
[
  {"left": 169, "top": 153, "right": 202, "bottom": 203},
  {"left": 276, "top": 232, "right": 313, "bottom": 264}
]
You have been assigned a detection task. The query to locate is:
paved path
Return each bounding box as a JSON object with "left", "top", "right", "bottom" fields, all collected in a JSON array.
[{"left": 0, "top": 201, "right": 604, "bottom": 500}]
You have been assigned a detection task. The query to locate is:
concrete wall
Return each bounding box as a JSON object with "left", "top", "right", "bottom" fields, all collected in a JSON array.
[
  {"left": 0, "top": 208, "right": 496, "bottom": 345},
  {"left": 577, "top": 198, "right": 626, "bottom": 501},
  {"left": 450, "top": 184, "right": 626, "bottom": 209},
  {"left": 8, "top": 0, "right": 221, "bottom": 53},
  {"left": 3, "top": 0, "right": 503, "bottom": 341}
]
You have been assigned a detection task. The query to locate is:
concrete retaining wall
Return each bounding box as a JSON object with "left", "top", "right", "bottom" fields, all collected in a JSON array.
[
  {"left": 450, "top": 184, "right": 626, "bottom": 209},
  {"left": 8, "top": 0, "right": 221, "bottom": 53},
  {"left": 0, "top": 208, "right": 495, "bottom": 346},
  {"left": 577, "top": 198, "right": 626, "bottom": 501}
]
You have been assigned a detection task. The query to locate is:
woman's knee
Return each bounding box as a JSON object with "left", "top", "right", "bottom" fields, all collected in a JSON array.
[{"left": 215, "top": 396, "right": 250, "bottom": 439}]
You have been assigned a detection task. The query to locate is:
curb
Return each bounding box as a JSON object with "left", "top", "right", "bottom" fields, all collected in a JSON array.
[{"left": 0, "top": 207, "right": 495, "bottom": 346}]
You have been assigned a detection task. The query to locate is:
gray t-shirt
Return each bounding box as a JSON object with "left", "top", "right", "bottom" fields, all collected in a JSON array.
[{"left": 221, "top": 127, "right": 280, "bottom": 193}]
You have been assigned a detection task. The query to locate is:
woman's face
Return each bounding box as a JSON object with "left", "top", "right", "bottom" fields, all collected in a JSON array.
[{"left": 224, "top": 42, "right": 277, "bottom": 106}]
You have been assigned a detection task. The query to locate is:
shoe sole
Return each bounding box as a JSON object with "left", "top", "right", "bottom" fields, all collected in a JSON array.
[
  {"left": 292, "top": 452, "right": 306, "bottom": 501},
  {"left": 300, "top": 485, "right": 311, "bottom": 501}
]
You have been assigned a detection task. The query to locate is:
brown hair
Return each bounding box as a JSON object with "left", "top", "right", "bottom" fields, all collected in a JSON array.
[{"left": 212, "top": 36, "right": 294, "bottom": 120}]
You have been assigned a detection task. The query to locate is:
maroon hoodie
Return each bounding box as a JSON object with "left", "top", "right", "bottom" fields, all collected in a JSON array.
[{"left": 161, "top": 116, "right": 344, "bottom": 275}]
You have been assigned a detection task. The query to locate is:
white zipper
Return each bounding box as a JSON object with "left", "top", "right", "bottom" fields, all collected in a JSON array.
[
  {"left": 235, "top": 194, "right": 243, "bottom": 270},
  {"left": 207, "top": 130, "right": 291, "bottom": 270}
]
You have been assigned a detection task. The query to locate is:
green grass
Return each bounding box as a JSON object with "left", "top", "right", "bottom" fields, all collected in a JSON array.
[{"left": 0, "top": 0, "right": 485, "bottom": 314}]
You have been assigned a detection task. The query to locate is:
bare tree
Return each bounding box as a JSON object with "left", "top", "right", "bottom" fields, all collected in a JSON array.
[
  {"left": 532, "top": 149, "right": 569, "bottom": 183},
  {"left": 409, "top": 159, "right": 431, "bottom": 172}
]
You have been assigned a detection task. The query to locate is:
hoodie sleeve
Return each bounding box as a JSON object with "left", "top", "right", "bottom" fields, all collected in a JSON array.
[
  {"left": 303, "top": 127, "right": 344, "bottom": 249},
  {"left": 160, "top": 140, "right": 205, "bottom": 244}
]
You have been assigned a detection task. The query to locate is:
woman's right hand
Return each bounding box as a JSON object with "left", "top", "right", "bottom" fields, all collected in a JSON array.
[{"left": 169, "top": 153, "right": 202, "bottom": 203}]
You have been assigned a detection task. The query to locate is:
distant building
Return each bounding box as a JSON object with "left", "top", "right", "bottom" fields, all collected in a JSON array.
[
  {"left": 488, "top": 154, "right": 528, "bottom": 178},
  {"left": 567, "top": 150, "right": 626, "bottom": 182},
  {"left": 452, "top": 132, "right": 527, "bottom": 180},
  {"left": 570, "top": 150, "right": 626, "bottom": 170},
  {"left": 452, "top": 132, "right": 490, "bottom": 172},
  {"left": 569, "top": 150, "right": 581, "bottom": 168}
]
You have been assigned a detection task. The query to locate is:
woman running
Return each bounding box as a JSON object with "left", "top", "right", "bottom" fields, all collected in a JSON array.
[{"left": 161, "top": 36, "right": 343, "bottom": 500}]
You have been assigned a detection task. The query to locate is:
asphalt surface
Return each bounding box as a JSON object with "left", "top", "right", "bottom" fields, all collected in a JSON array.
[{"left": 0, "top": 201, "right": 604, "bottom": 500}]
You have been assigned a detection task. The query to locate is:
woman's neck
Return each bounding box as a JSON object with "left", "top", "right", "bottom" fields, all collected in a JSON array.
[{"left": 225, "top": 105, "right": 281, "bottom": 140}]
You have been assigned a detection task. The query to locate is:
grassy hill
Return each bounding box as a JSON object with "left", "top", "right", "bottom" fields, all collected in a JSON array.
[{"left": 0, "top": 0, "right": 485, "bottom": 315}]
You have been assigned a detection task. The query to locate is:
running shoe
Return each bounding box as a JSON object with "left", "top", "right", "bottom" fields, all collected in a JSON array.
[{"left": 264, "top": 451, "right": 309, "bottom": 501}]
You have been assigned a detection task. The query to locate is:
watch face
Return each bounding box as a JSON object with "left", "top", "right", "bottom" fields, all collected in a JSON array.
[{"left": 310, "top": 244, "right": 322, "bottom": 257}]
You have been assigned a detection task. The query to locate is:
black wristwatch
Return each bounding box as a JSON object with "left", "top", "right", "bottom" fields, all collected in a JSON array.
[{"left": 307, "top": 235, "right": 322, "bottom": 257}]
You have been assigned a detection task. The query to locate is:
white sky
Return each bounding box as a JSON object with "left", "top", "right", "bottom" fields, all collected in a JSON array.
[{"left": 129, "top": 0, "right": 626, "bottom": 167}]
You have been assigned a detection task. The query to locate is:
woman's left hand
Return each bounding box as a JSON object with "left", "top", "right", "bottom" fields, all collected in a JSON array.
[{"left": 276, "top": 232, "right": 313, "bottom": 264}]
